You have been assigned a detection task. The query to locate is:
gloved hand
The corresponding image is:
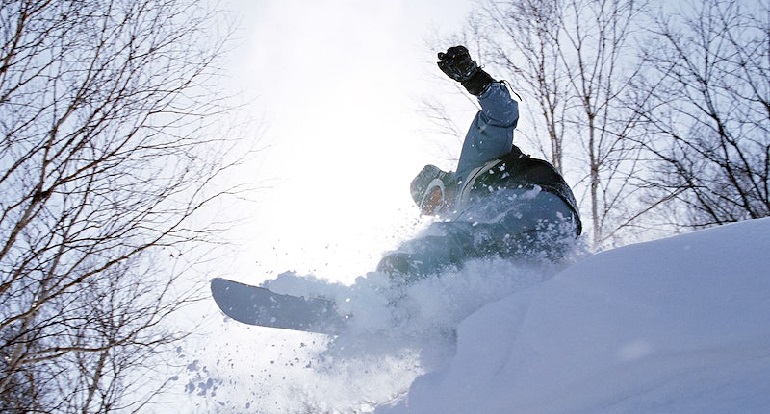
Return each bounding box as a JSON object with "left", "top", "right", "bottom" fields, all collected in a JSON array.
[
  {"left": 437, "top": 45, "right": 495, "bottom": 96},
  {"left": 437, "top": 46, "right": 478, "bottom": 82}
]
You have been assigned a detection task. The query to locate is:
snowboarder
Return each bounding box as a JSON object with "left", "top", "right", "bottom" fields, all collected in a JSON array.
[
  {"left": 377, "top": 46, "right": 582, "bottom": 282},
  {"left": 209, "top": 46, "right": 584, "bottom": 333}
]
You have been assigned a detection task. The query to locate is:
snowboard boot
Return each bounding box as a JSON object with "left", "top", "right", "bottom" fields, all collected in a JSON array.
[{"left": 376, "top": 253, "right": 431, "bottom": 284}]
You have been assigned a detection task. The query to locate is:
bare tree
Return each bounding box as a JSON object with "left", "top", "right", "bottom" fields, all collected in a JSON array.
[
  {"left": 461, "top": 0, "right": 653, "bottom": 248},
  {"left": 474, "top": 0, "right": 571, "bottom": 172},
  {"left": 0, "top": 0, "right": 242, "bottom": 412},
  {"left": 635, "top": 0, "right": 770, "bottom": 229}
]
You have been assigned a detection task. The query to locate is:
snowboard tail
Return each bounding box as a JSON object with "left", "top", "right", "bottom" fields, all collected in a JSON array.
[{"left": 210, "top": 278, "right": 347, "bottom": 335}]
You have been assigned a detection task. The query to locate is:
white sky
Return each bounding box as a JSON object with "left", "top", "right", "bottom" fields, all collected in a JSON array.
[{"left": 220, "top": 0, "right": 476, "bottom": 282}]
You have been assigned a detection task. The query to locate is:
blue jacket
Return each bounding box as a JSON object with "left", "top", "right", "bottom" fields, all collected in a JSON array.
[
  {"left": 454, "top": 82, "right": 520, "bottom": 188},
  {"left": 383, "top": 82, "right": 582, "bottom": 278},
  {"left": 449, "top": 82, "right": 581, "bottom": 235}
]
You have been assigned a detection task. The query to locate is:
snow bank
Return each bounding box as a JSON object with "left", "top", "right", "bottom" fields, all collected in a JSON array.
[
  {"left": 188, "top": 218, "right": 770, "bottom": 413},
  {"left": 189, "top": 247, "right": 568, "bottom": 412},
  {"left": 380, "top": 218, "right": 770, "bottom": 413}
]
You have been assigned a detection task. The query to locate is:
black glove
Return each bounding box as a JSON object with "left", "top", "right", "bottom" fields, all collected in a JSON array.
[
  {"left": 437, "top": 46, "right": 478, "bottom": 82},
  {"left": 437, "top": 46, "right": 495, "bottom": 96}
]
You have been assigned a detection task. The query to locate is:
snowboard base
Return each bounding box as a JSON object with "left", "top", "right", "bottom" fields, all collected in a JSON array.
[{"left": 210, "top": 278, "right": 347, "bottom": 335}]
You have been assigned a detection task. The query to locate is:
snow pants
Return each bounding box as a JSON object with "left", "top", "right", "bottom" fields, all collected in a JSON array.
[{"left": 377, "top": 188, "right": 578, "bottom": 283}]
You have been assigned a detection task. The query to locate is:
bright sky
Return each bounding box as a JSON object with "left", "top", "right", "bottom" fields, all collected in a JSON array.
[{"left": 222, "top": 0, "right": 476, "bottom": 282}]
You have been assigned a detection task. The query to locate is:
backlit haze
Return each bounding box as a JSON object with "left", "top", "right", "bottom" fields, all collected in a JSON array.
[{"left": 223, "top": 0, "right": 475, "bottom": 282}]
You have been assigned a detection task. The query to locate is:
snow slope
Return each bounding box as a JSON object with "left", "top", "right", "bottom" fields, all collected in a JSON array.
[
  {"left": 190, "top": 218, "right": 770, "bottom": 413},
  {"left": 378, "top": 217, "right": 770, "bottom": 413}
]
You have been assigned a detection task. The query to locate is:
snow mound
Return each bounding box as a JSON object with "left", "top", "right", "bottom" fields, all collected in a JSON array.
[
  {"left": 194, "top": 251, "right": 569, "bottom": 412},
  {"left": 379, "top": 218, "right": 770, "bottom": 413}
]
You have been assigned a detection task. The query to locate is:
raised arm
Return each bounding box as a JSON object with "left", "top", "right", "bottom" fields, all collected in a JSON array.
[
  {"left": 437, "top": 46, "right": 519, "bottom": 180},
  {"left": 456, "top": 83, "right": 519, "bottom": 179}
]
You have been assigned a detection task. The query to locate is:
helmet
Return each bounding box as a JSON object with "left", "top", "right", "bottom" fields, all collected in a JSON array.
[{"left": 410, "top": 165, "right": 450, "bottom": 215}]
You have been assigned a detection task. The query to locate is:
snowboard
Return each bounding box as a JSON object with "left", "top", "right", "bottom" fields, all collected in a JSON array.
[{"left": 210, "top": 278, "right": 348, "bottom": 335}]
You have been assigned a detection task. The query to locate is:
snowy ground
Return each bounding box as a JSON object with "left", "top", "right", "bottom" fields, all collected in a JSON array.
[{"left": 182, "top": 217, "right": 770, "bottom": 413}]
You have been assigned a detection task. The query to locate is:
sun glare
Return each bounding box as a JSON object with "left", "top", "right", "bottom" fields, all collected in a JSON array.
[{"left": 226, "top": 0, "right": 474, "bottom": 282}]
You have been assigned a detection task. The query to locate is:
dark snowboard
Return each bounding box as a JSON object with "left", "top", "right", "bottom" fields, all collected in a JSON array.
[{"left": 210, "top": 278, "right": 347, "bottom": 335}]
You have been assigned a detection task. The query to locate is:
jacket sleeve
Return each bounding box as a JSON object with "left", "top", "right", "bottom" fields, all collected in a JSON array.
[{"left": 455, "top": 82, "right": 520, "bottom": 181}]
